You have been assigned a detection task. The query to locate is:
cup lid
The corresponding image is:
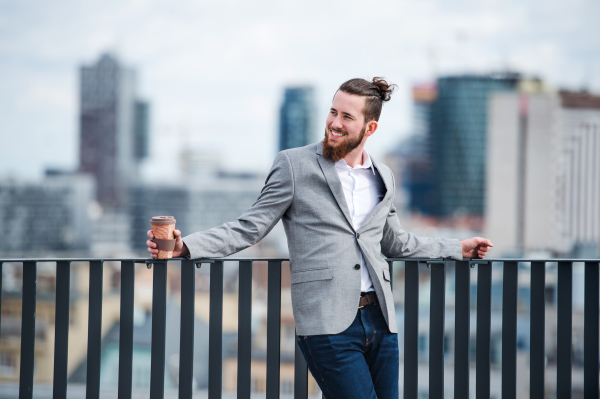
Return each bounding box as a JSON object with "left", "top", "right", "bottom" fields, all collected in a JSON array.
[{"left": 151, "top": 216, "right": 176, "bottom": 225}]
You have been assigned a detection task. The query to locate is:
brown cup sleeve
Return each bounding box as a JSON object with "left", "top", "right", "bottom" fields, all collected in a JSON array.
[{"left": 152, "top": 238, "right": 176, "bottom": 251}]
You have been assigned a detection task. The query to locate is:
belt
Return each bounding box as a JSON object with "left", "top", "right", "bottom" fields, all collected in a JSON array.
[{"left": 358, "top": 292, "right": 377, "bottom": 309}]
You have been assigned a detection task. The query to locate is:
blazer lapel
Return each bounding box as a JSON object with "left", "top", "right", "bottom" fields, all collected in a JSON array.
[
  {"left": 357, "top": 157, "right": 393, "bottom": 233},
  {"left": 315, "top": 145, "right": 354, "bottom": 230}
]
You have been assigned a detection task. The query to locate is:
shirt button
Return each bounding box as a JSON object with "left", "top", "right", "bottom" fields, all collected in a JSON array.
[
  {"left": 356, "top": 233, "right": 360, "bottom": 239},
  {"left": 354, "top": 264, "right": 361, "bottom": 270}
]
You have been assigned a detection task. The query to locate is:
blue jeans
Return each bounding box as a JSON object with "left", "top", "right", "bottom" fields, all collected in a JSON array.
[{"left": 297, "top": 299, "right": 399, "bottom": 399}]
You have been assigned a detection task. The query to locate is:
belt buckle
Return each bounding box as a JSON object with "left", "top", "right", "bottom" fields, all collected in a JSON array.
[{"left": 358, "top": 294, "right": 365, "bottom": 309}]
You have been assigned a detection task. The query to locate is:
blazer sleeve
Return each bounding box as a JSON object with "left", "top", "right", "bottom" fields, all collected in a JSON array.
[
  {"left": 182, "top": 151, "right": 294, "bottom": 259},
  {"left": 379, "top": 173, "right": 463, "bottom": 260}
]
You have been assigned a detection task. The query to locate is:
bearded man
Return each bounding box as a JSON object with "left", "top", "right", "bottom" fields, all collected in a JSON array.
[{"left": 147, "top": 77, "right": 492, "bottom": 399}]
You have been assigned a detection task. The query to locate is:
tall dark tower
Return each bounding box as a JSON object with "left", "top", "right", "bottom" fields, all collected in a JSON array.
[
  {"left": 279, "top": 86, "right": 316, "bottom": 151},
  {"left": 430, "top": 73, "right": 519, "bottom": 217},
  {"left": 79, "top": 53, "right": 148, "bottom": 208}
]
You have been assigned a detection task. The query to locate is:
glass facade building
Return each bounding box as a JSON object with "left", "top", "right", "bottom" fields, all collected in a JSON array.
[
  {"left": 279, "top": 86, "right": 316, "bottom": 152},
  {"left": 430, "top": 74, "right": 519, "bottom": 217}
]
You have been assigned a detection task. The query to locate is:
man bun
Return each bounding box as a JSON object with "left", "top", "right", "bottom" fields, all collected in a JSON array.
[{"left": 371, "top": 77, "right": 397, "bottom": 102}]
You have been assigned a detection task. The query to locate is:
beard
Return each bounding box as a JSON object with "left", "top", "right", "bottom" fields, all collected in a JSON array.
[{"left": 322, "top": 125, "right": 366, "bottom": 162}]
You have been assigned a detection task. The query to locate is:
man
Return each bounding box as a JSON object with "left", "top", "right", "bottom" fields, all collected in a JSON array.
[{"left": 147, "top": 77, "right": 492, "bottom": 399}]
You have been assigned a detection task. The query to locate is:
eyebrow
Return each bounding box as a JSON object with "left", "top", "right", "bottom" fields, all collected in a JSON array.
[{"left": 330, "top": 107, "right": 356, "bottom": 120}]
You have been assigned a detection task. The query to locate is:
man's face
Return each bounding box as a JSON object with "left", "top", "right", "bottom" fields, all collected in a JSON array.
[{"left": 322, "top": 91, "right": 368, "bottom": 162}]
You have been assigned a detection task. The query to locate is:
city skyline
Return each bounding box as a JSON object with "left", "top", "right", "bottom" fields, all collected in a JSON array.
[{"left": 1, "top": 0, "right": 599, "bottom": 181}]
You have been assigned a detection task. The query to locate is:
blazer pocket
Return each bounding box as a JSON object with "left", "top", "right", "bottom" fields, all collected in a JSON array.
[
  {"left": 382, "top": 268, "right": 391, "bottom": 281},
  {"left": 291, "top": 267, "right": 333, "bottom": 284}
]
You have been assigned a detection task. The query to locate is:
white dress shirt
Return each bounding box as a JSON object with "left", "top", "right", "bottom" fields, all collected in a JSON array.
[{"left": 335, "top": 149, "right": 386, "bottom": 292}]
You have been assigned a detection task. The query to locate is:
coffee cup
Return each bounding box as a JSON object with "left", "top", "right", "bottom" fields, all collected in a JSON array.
[{"left": 150, "top": 216, "right": 177, "bottom": 259}]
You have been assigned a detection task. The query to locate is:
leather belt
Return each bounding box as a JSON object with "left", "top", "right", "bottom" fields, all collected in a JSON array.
[{"left": 358, "top": 292, "right": 376, "bottom": 309}]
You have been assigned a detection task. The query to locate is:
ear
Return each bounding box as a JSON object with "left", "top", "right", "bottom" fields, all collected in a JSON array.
[{"left": 365, "top": 120, "right": 378, "bottom": 137}]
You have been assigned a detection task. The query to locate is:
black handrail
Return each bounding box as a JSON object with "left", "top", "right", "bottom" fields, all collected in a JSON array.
[{"left": 0, "top": 257, "right": 598, "bottom": 399}]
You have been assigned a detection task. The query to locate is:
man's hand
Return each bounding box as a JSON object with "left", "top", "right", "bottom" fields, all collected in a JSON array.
[
  {"left": 147, "top": 229, "right": 189, "bottom": 258},
  {"left": 460, "top": 237, "right": 493, "bottom": 259}
]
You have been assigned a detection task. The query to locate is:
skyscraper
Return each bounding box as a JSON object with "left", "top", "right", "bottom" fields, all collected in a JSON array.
[
  {"left": 279, "top": 86, "right": 316, "bottom": 151},
  {"left": 430, "top": 73, "right": 519, "bottom": 217},
  {"left": 79, "top": 53, "right": 149, "bottom": 208}
]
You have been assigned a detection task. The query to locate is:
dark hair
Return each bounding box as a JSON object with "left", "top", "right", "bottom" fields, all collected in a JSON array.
[{"left": 337, "top": 77, "right": 397, "bottom": 122}]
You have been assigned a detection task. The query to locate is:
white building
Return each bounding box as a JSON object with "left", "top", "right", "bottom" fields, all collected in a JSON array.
[{"left": 485, "top": 87, "right": 600, "bottom": 256}]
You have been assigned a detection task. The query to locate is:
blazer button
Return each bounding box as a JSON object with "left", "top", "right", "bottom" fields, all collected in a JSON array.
[
  {"left": 354, "top": 264, "right": 361, "bottom": 270},
  {"left": 356, "top": 233, "right": 360, "bottom": 239}
]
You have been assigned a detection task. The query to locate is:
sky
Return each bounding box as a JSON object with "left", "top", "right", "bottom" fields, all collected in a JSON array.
[{"left": 1, "top": 0, "right": 599, "bottom": 181}]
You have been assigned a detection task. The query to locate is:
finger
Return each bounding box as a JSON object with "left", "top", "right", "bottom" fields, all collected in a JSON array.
[
  {"left": 147, "top": 230, "right": 154, "bottom": 239},
  {"left": 146, "top": 240, "right": 157, "bottom": 248},
  {"left": 174, "top": 229, "right": 181, "bottom": 238},
  {"left": 147, "top": 247, "right": 158, "bottom": 255}
]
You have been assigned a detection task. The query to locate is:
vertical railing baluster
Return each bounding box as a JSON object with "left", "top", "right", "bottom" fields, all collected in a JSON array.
[
  {"left": 266, "top": 260, "right": 282, "bottom": 399},
  {"left": 454, "top": 260, "right": 471, "bottom": 399},
  {"left": 294, "top": 333, "right": 308, "bottom": 399},
  {"left": 86, "top": 260, "right": 103, "bottom": 399},
  {"left": 403, "top": 261, "right": 419, "bottom": 399},
  {"left": 209, "top": 261, "right": 224, "bottom": 399},
  {"left": 150, "top": 260, "right": 168, "bottom": 399},
  {"left": 502, "top": 261, "right": 518, "bottom": 399},
  {"left": 584, "top": 261, "right": 599, "bottom": 399},
  {"left": 529, "top": 262, "right": 545, "bottom": 399},
  {"left": 556, "top": 261, "right": 572, "bottom": 399},
  {"left": 53, "top": 261, "right": 71, "bottom": 399},
  {"left": 0, "top": 262, "right": 3, "bottom": 339},
  {"left": 237, "top": 261, "right": 252, "bottom": 399},
  {"left": 19, "top": 261, "right": 37, "bottom": 399},
  {"left": 476, "top": 262, "right": 492, "bottom": 399},
  {"left": 118, "top": 261, "right": 135, "bottom": 399},
  {"left": 429, "top": 261, "right": 446, "bottom": 398},
  {"left": 179, "top": 259, "right": 196, "bottom": 399}
]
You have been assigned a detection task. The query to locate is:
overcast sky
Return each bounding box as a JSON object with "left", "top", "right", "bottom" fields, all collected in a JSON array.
[{"left": 1, "top": 0, "right": 599, "bottom": 181}]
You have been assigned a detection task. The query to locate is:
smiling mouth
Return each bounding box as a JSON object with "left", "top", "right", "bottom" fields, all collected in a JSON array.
[{"left": 330, "top": 129, "right": 345, "bottom": 137}]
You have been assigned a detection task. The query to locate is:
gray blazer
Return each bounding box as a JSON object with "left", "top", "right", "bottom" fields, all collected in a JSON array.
[{"left": 183, "top": 142, "right": 462, "bottom": 336}]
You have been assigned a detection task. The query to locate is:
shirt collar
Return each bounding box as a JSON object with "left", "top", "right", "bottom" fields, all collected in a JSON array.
[{"left": 335, "top": 149, "right": 376, "bottom": 175}]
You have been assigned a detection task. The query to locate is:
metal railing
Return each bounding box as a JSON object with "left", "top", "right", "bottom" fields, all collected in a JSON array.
[{"left": 0, "top": 257, "right": 599, "bottom": 399}]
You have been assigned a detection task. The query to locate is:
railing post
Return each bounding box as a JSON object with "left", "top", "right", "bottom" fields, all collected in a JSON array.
[
  {"left": 529, "top": 262, "right": 545, "bottom": 399},
  {"left": 583, "top": 261, "right": 599, "bottom": 399},
  {"left": 150, "top": 260, "right": 168, "bottom": 399},
  {"left": 266, "top": 260, "right": 282, "bottom": 399},
  {"left": 19, "top": 261, "right": 36, "bottom": 399},
  {"left": 403, "top": 261, "right": 419, "bottom": 399},
  {"left": 556, "top": 261, "right": 573, "bottom": 399},
  {"left": 501, "top": 261, "right": 518, "bottom": 399},
  {"left": 86, "top": 260, "right": 103, "bottom": 399},
  {"left": 118, "top": 261, "right": 135, "bottom": 399},
  {"left": 53, "top": 261, "right": 71, "bottom": 399},
  {"left": 179, "top": 259, "right": 196, "bottom": 399},
  {"left": 294, "top": 333, "right": 308, "bottom": 399},
  {"left": 476, "top": 262, "right": 492, "bottom": 399},
  {"left": 209, "top": 261, "right": 224, "bottom": 399},
  {"left": 454, "top": 260, "right": 470, "bottom": 399},
  {"left": 429, "top": 261, "right": 446, "bottom": 398},
  {"left": 237, "top": 261, "right": 252, "bottom": 399}
]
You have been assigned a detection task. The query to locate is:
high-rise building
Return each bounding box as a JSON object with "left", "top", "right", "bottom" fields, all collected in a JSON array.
[
  {"left": 430, "top": 74, "right": 520, "bottom": 217},
  {"left": 79, "top": 53, "right": 149, "bottom": 208},
  {"left": 485, "top": 86, "right": 600, "bottom": 256},
  {"left": 279, "top": 86, "right": 316, "bottom": 151}
]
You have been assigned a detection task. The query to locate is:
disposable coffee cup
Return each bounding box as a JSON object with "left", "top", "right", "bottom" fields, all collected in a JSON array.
[{"left": 150, "top": 216, "right": 177, "bottom": 259}]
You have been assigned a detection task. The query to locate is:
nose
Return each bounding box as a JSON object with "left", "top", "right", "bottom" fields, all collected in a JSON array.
[{"left": 331, "top": 115, "right": 343, "bottom": 130}]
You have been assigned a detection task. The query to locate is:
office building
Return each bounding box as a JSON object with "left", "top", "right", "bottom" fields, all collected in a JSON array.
[
  {"left": 485, "top": 86, "right": 600, "bottom": 256},
  {"left": 388, "top": 83, "right": 437, "bottom": 215},
  {"left": 79, "top": 53, "right": 149, "bottom": 208},
  {"left": 430, "top": 73, "right": 519, "bottom": 218},
  {"left": 279, "top": 86, "right": 316, "bottom": 151},
  {"left": 0, "top": 174, "right": 95, "bottom": 254}
]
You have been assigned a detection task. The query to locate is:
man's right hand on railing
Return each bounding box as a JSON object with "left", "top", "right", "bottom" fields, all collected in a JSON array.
[{"left": 146, "top": 229, "right": 190, "bottom": 258}]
